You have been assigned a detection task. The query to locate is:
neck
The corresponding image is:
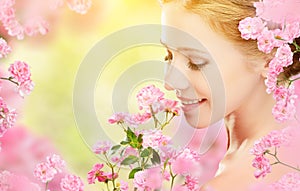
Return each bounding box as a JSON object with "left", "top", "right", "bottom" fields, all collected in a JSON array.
[{"left": 225, "top": 79, "right": 286, "bottom": 155}]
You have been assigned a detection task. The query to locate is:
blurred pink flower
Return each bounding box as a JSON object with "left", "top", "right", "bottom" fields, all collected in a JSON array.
[
  {"left": 0, "top": 170, "right": 41, "bottom": 191},
  {"left": 66, "top": 0, "right": 92, "bottom": 14},
  {"left": 272, "top": 172, "right": 300, "bottom": 190},
  {"left": 133, "top": 169, "right": 163, "bottom": 191},
  {"left": 281, "top": 22, "right": 300, "bottom": 43},
  {"left": 87, "top": 163, "right": 118, "bottom": 184},
  {"left": 0, "top": 97, "right": 17, "bottom": 137},
  {"left": 33, "top": 162, "right": 57, "bottom": 183},
  {"left": 23, "top": 17, "right": 49, "bottom": 37},
  {"left": 120, "top": 180, "right": 129, "bottom": 191},
  {"left": 0, "top": 37, "right": 11, "bottom": 58},
  {"left": 60, "top": 174, "right": 84, "bottom": 191},
  {"left": 108, "top": 112, "right": 128, "bottom": 124},
  {"left": 18, "top": 79, "right": 35, "bottom": 97},
  {"left": 254, "top": 0, "right": 300, "bottom": 24},
  {"left": 93, "top": 140, "right": 112, "bottom": 154},
  {"left": 162, "top": 98, "right": 180, "bottom": 115}
]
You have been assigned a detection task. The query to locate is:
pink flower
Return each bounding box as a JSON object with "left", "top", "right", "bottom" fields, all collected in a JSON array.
[
  {"left": 142, "top": 129, "right": 171, "bottom": 149},
  {"left": 254, "top": 0, "right": 300, "bottom": 24},
  {"left": 87, "top": 163, "right": 118, "bottom": 184},
  {"left": 18, "top": 79, "right": 35, "bottom": 97},
  {"left": 4, "top": 19, "right": 24, "bottom": 40},
  {"left": 185, "top": 175, "right": 199, "bottom": 191},
  {"left": 275, "top": 44, "right": 293, "bottom": 68},
  {"left": 93, "top": 140, "right": 112, "bottom": 154},
  {"left": 252, "top": 155, "right": 271, "bottom": 178},
  {"left": 136, "top": 85, "right": 165, "bottom": 110},
  {"left": 46, "top": 154, "right": 66, "bottom": 173},
  {"left": 66, "top": 0, "right": 92, "bottom": 14},
  {"left": 162, "top": 99, "right": 181, "bottom": 115},
  {"left": 8, "top": 61, "right": 31, "bottom": 83},
  {"left": 265, "top": 70, "right": 278, "bottom": 94},
  {"left": 108, "top": 112, "right": 128, "bottom": 124},
  {"left": 24, "top": 17, "right": 49, "bottom": 36},
  {"left": 129, "top": 113, "right": 151, "bottom": 126},
  {"left": 0, "top": 38, "right": 11, "bottom": 58},
  {"left": 60, "top": 174, "right": 84, "bottom": 191},
  {"left": 120, "top": 180, "right": 129, "bottom": 191},
  {"left": 281, "top": 22, "right": 300, "bottom": 43},
  {"left": 272, "top": 172, "right": 300, "bottom": 190},
  {"left": 272, "top": 85, "right": 297, "bottom": 122},
  {"left": 171, "top": 148, "right": 201, "bottom": 176},
  {"left": 0, "top": 97, "right": 17, "bottom": 137},
  {"left": 257, "top": 29, "right": 276, "bottom": 53},
  {"left": 133, "top": 169, "right": 162, "bottom": 191},
  {"left": 238, "top": 17, "right": 265, "bottom": 40},
  {"left": 33, "top": 162, "right": 57, "bottom": 183}
]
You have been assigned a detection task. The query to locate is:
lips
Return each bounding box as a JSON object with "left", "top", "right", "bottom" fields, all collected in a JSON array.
[{"left": 178, "top": 97, "right": 207, "bottom": 112}]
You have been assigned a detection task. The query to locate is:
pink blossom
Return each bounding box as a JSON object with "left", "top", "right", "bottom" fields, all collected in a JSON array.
[
  {"left": 133, "top": 169, "right": 162, "bottom": 191},
  {"left": 238, "top": 17, "right": 266, "bottom": 40},
  {"left": 60, "top": 174, "right": 84, "bottom": 191},
  {"left": 252, "top": 155, "right": 271, "bottom": 178},
  {"left": 185, "top": 175, "right": 199, "bottom": 191},
  {"left": 254, "top": 0, "right": 300, "bottom": 24},
  {"left": 0, "top": 170, "right": 41, "bottom": 191},
  {"left": 18, "top": 79, "right": 35, "bottom": 97},
  {"left": 272, "top": 85, "right": 297, "bottom": 122},
  {"left": 120, "top": 180, "right": 129, "bottom": 191},
  {"left": 162, "top": 98, "right": 181, "bottom": 115},
  {"left": 4, "top": 19, "right": 24, "bottom": 40},
  {"left": 171, "top": 148, "right": 201, "bottom": 176},
  {"left": 133, "top": 170, "right": 148, "bottom": 191},
  {"left": 8, "top": 61, "right": 31, "bottom": 83},
  {"left": 275, "top": 44, "right": 293, "bottom": 68},
  {"left": 272, "top": 172, "right": 300, "bottom": 190},
  {"left": 46, "top": 154, "right": 66, "bottom": 173},
  {"left": 33, "top": 162, "right": 57, "bottom": 183},
  {"left": 0, "top": 97, "right": 17, "bottom": 137},
  {"left": 24, "top": 17, "right": 49, "bottom": 36},
  {"left": 128, "top": 113, "right": 151, "bottom": 126},
  {"left": 281, "top": 22, "right": 300, "bottom": 43},
  {"left": 93, "top": 140, "right": 112, "bottom": 154},
  {"left": 257, "top": 29, "right": 276, "bottom": 53},
  {"left": 87, "top": 163, "right": 118, "bottom": 184},
  {"left": 136, "top": 85, "right": 165, "bottom": 110},
  {"left": 0, "top": 38, "right": 11, "bottom": 58},
  {"left": 66, "top": 0, "right": 92, "bottom": 14},
  {"left": 108, "top": 112, "right": 128, "bottom": 124},
  {"left": 265, "top": 71, "right": 278, "bottom": 94},
  {"left": 142, "top": 129, "right": 171, "bottom": 149}
]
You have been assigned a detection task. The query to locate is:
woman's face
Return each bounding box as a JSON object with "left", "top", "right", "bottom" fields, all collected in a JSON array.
[{"left": 161, "top": 2, "right": 263, "bottom": 128}]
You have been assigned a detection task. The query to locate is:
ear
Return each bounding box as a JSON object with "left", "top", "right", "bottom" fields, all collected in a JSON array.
[{"left": 260, "top": 61, "right": 269, "bottom": 78}]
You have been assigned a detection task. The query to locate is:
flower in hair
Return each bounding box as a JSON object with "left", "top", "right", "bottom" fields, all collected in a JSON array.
[{"left": 238, "top": 0, "right": 300, "bottom": 122}]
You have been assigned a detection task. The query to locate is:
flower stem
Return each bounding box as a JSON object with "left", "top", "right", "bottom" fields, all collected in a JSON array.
[
  {"left": 45, "top": 182, "right": 49, "bottom": 191},
  {"left": 0, "top": 77, "right": 19, "bottom": 86},
  {"left": 267, "top": 151, "right": 300, "bottom": 172}
]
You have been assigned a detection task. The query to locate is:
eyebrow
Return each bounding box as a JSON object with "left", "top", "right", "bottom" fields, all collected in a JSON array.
[{"left": 160, "top": 39, "right": 204, "bottom": 53}]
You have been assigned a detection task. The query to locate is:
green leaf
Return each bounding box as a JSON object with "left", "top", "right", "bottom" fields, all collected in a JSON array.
[
  {"left": 110, "top": 145, "right": 121, "bottom": 155},
  {"left": 121, "top": 155, "right": 139, "bottom": 166},
  {"left": 128, "top": 167, "right": 143, "bottom": 179},
  {"left": 140, "top": 148, "right": 151, "bottom": 157},
  {"left": 120, "top": 141, "right": 129, "bottom": 145},
  {"left": 151, "top": 149, "right": 161, "bottom": 165}
]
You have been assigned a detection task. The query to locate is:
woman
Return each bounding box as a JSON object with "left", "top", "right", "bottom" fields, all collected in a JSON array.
[{"left": 160, "top": 0, "right": 300, "bottom": 190}]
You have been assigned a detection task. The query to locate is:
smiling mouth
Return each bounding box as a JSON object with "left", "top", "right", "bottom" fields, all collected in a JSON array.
[{"left": 180, "top": 98, "right": 207, "bottom": 112}]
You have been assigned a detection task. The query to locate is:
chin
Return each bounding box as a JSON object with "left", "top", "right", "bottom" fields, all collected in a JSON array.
[{"left": 183, "top": 111, "right": 223, "bottom": 129}]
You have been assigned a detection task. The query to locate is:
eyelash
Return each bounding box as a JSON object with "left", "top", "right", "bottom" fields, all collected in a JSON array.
[{"left": 164, "top": 50, "right": 206, "bottom": 71}]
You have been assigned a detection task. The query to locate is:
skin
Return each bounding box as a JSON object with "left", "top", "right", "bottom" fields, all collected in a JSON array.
[{"left": 161, "top": 2, "right": 292, "bottom": 190}]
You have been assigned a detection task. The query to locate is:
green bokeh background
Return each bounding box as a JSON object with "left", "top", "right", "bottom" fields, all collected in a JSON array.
[{"left": 11, "top": 0, "right": 164, "bottom": 190}]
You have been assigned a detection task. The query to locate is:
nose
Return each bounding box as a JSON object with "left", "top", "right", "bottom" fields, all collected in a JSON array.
[{"left": 164, "top": 62, "right": 189, "bottom": 92}]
